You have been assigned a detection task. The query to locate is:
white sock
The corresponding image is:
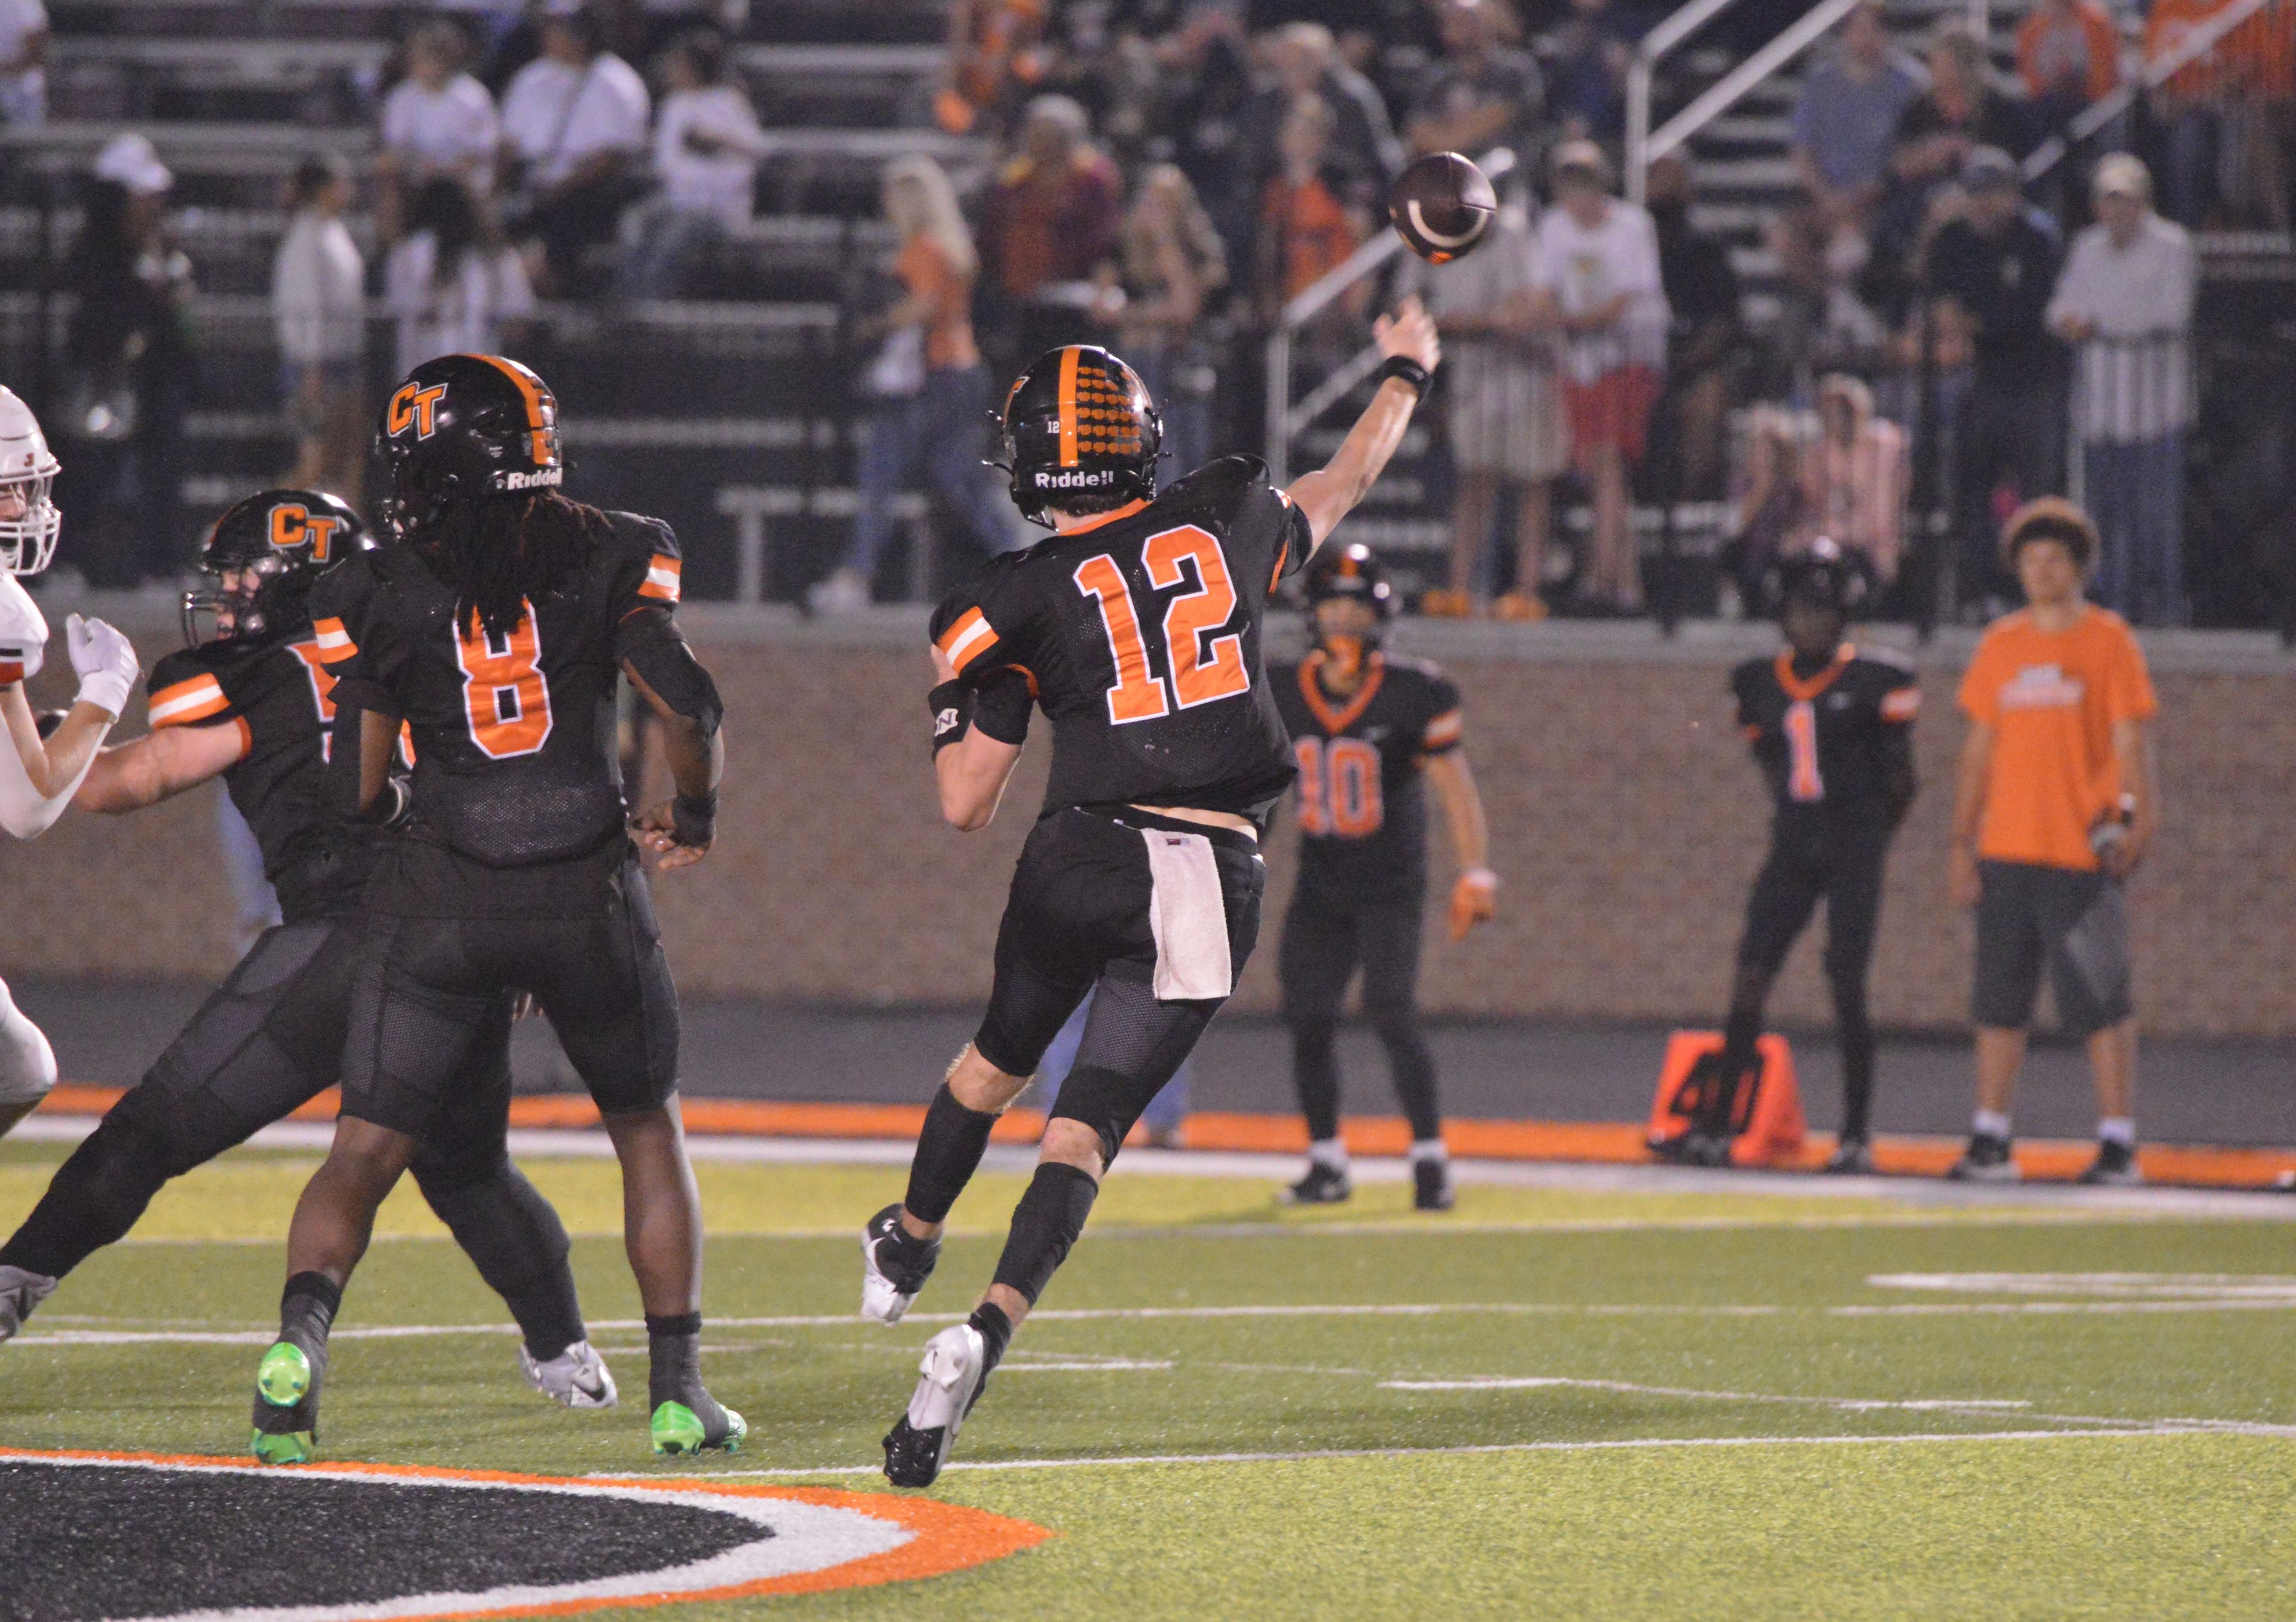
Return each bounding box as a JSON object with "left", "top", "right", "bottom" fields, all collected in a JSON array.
[
  {"left": 1973, "top": 1110, "right": 2012, "bottom": 1141},
  {"left": 1408, "top": 1138, "right": 1449, "bottom": 1165},
  {"left": 1308, "top": 1137, "right": 1349, "bottom": 1171},
  {"left": 2097, "top": 1116, "right": 2136, "bottom": 1147}
]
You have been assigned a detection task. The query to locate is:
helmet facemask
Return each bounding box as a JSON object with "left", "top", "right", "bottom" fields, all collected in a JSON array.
[
  {"left": 0, "top": 468, "right": 62, "bottom": 575},
  {"left": 182, "top": 552, "right": 298, "bottom": 647}
]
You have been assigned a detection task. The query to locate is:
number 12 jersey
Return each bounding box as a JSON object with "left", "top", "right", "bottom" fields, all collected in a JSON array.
[{"left": 931, "top": 454, "right": 1312, "bottom": 821}]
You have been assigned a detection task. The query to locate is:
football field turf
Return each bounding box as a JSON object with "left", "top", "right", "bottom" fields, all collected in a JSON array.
[{"left": 4, "top": 1133, "right": 2295, "bottom": 1619}]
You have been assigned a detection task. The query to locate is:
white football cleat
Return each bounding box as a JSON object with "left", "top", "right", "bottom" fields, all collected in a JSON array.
[
  {"left": 881, "top": 1324, "right": 988, "bottom": 1488},
  {"left": 0, "top": 1265, "right": 54, "bottom": 1343},
  {"left": 519, "top": 1339, "right": 619, "bottom": 1409}
]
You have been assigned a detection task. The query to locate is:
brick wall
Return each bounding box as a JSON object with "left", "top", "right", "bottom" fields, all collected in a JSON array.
[{"left": 3, "top": 621, "right": 2289, "bottom": 1037}]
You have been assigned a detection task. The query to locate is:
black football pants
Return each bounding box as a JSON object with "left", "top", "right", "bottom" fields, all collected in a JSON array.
[
  {"left": 1279, "top": 883, "right": 1440, "bottom": 1143},
  {"left": 1732, "top": 819, "right": 1891, "bottom": 1142},
  {"left": 0, "top": 920, "right": 584, "bottom": 1354}
]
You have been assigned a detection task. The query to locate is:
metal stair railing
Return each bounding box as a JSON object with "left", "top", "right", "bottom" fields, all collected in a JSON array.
[{"left": 2022, "top": 0, "right": 2278, "bottom": 182}]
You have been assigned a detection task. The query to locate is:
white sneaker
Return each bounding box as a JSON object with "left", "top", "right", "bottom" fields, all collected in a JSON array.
[
  {"left": 0, "top": 1265, "right": 55, "bottom": 1343},
  {"left": 519, "top": 1339, "right": 619, "bottom": 1409},
  {"left": 881, "top": 1324, "right": 987, "bottom": 1487}
]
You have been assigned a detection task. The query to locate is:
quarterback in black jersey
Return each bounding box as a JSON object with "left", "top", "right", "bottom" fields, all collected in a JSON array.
[
  {"left": 1672, "top": 539, "right": 1919, "bottom": 1171},
  {"left": 1270, "top": 543, "right": 1494, "bottom": 1212},
  {"left": 246, "top": 356, "right": 740, "bottom": 1465},
  {"left": 0, "top": 491, "right": 611, "bottom": 1412},
  {"left": 863, "top": 304, "right": 1442, "bottom": 1487}
]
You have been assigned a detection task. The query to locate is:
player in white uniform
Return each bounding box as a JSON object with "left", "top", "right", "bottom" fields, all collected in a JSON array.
[{"left": 0, "top": 386, "right": 142, "bottom": 1139}]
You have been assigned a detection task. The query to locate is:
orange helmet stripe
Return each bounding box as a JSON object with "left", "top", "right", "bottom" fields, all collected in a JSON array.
[
  {"left": 1056, "top": 346, "right": 1081, "bottom": 468},
  {"left": 463, "top": 353, "right": 552, "bottom": 468}
]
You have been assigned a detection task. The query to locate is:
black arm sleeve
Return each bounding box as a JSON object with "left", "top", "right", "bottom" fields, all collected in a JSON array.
[{"left": 618, "top": 606, "right": 723, "bottom": 738}]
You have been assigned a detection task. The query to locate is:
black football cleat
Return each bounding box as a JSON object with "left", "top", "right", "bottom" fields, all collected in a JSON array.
[
  {"left": 1283, "top": 1162, "right": 1352, "bottom": 1205},
  {"left": 1412, "top": 1159, "right": 1455, "bottom": 1211},
  {"left": 861, "top": 1203, "right": 941, "bottom": 1324}
]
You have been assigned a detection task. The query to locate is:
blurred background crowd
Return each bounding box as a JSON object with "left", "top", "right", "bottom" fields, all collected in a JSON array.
[{"left": 0, "top": 0, "right": 2291, "bottom": 631}]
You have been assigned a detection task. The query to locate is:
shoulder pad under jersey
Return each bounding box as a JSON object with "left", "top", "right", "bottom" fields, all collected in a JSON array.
[{"left": 0, "top": 574, "right": 46, "bottom": 683}]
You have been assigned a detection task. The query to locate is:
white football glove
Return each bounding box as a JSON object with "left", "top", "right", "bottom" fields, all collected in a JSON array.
[{"left": 66, "top": 613, "right": 138, "bottom": 720}]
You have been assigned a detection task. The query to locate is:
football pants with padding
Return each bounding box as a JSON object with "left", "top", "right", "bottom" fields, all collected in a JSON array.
[{"left": 0, "top": 975, "right": 55, "bottom": 1134}]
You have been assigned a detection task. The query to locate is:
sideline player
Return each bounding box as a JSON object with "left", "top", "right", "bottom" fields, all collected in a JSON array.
[
  {"left": 245, "top": 356, "right": 738, "bottom": 1463},
  {"left": 1666, "top": 539, "right": 1918, "bottom": 1171},
  {"left": 861, "top": 303, "right": 1440, "bottom": 1487},
  {"left": 0, "top": 491, "right": 612, "bottom": 1416},
  {"left": 0, "top": 384, "right": 141, "bottom": 1142},
  {"left": 1271, "top": 542, "right": 1494, "bottom": 1211}
]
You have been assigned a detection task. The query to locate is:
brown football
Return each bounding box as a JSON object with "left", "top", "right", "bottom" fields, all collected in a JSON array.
[{"left": 1388, "top": 151, "right": 1497, "bottom": 264}]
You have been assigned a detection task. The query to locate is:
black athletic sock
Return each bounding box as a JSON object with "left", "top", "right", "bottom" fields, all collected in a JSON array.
[
  {"left": 1835, "top": 991, "right": 1876, "bottom": 1144},
  {"left": 0, "top": 1116, "right": 170, "bottom": 1279},
  {"left": 969, "top": 1301, "right": 1013, "bottom": 1380},
  {"left": 1291, "top": 1021, "right": 1342, "bottom": 1143},
  {"left": 903, "top": 1084, "right": 998, "bottom": 1225},
  {"left": 259, "top": 1271, "right": 341, "bottom": 1429},
  {"left": 990, "top": 1163, "right": 1100, "bottom": 1306},
  {"left": 416, "top": 1160, "right": 585, "bottom": 1362},
  {"left": 646, "top": 1311, "right": 729, "bottom": 1431}
]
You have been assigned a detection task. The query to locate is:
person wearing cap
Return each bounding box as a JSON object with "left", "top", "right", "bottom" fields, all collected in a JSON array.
[
  {"left": 499, "top": 7, "right": 650, "bottom": 294},
  {"left": 1528, "top": 139, "right": 1668, "bottom": 613},
  {"left": 57, "top": 134, "right": 195, "bottom": 587},
  {"left": 2046, "top": 155, "right": 2197, "bottom": 625},
  {"left": 1920, "top": 145, "right": 2064, "bottom": 613},
  {"left": 1947, "top": 498, "right": 2158, "bottom": 1184}
]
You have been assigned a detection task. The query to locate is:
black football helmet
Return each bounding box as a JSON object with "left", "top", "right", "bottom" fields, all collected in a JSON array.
[
  {"left": 997, "top": 345, "right": 1161, "bottom": 526},
  {"left": 375, "top": 353, "right": 563, "bottom": 541},
  {"left": 1304, "top": 542, "right": 1394, "bottom": 625},
  {"left": 1768, "top": 536, "right": 1868, "bottom": 619},
  {"left": 182, "top": 487, "right": 371, "bottom": 647}
]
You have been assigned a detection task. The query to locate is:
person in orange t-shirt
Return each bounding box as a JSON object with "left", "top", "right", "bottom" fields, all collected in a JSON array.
[{"left": 1947, "top": 499, "right": 2159, "bottom": 1186}]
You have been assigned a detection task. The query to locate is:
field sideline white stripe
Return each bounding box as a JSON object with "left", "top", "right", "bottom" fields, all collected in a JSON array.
[{"left": 693, "top": 1425, "right": 2296, "bottom": 1479}]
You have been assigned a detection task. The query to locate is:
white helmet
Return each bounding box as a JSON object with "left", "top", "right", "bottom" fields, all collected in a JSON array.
[{"left": 0, "top": 387, "right": 61, "bottom": 575}]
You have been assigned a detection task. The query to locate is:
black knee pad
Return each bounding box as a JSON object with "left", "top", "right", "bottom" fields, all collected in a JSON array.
[
  {"left": 1046, "top": 1062, "right": 1158, "bottom": 1169},
  {"left": 990, "top": 1162, "right": 1100, "bottom": 1306}
]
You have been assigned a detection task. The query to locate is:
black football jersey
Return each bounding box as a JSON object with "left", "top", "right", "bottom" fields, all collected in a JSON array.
[
  {"left": 1271, "top": 652, "right": 1463, "bottom": 899},
  {"left": 930, "top": 455, "right": 1312, "bottom": 820},
  {"left": 334, "top": 511, "right": 682, "bottom": 867},
  {"left": 146, "top": 624, "right": 367, "bottom": 924},
  {"left": 1730, "top": 643, "right": 1921, "bottom": 824}
]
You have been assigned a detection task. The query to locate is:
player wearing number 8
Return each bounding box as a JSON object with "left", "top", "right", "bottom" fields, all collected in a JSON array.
[
  {"left": 872, "top": 307, "right": 1442, "bottom": 1487},
  {"left": 1270, "top": 543, "right": 1494, "bottom": 1212}
]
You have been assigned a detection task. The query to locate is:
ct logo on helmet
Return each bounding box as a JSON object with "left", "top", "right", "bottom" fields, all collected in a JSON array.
[
  {"left": 268, "top": 503, "right": 342, "bottom": 563},
  {"left": 387, "top": 382, "right": 448, "bottom": 441}
]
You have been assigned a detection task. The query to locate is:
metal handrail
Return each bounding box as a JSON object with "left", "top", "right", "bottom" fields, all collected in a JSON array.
[
  {"left": 2022, "top": 0, "right": 2277, "bottom": 181},
  {"left": 1263, "top": 146, "right": 1516, "bottom": 484}
]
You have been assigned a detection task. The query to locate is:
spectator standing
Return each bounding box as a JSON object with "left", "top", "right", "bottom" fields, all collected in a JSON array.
[
  {"left": 2046, "top": 155, "right": 2197, "bottom": 625},
  {"left": 1871, "top": 26, "right": 2032, "bottom": 295},
  {"left": 1922, "top": 147, "right": 2064, "bottom": 612},
  {"left": 1255, "top": 96, "right": 1369, "bottom": 326},
  {"left": 0, "top": 0, "right": 46, "bottom": 127},
  {"left": 978, "top": 94, "right": 1123, "bottom": 368},
  {"left": 1116, "top": 163, "right": 1229, "bottom": 485},
  {"left": 1646, "top": 154, "right": 1742, "bottom": 501},
  {"left": 378, "top": 20, "right": 500, "bottom": 240},
  {"left": 57, "top": 136, "right": 195, "bottom": 587},
  {"left": 270, "top": 155, "right": 367, "bottom": 507},
  {"left": 499, "top": 9, "right": 651, "bottom": 294},
  {"left": 2015, "top": 0, "right": 2121, "bottom": 135},
  {"left": 1947, "top": 499, "right": 2158, "bottom": 1186},
  {"left": 808, "top": 155, "right": 1018, "bottom": 616},
  {"left": 1407, "top": 0, "right": 1544, "bottom": 159},
  {"left": 621, "top": 29, "right": 765, "bottom": 300},
  {"left": 1543, "top": 0, "right": 1642, "bottom": 143},
  {"left": 2147, "top": 0, "right": 2294, "bottom": 230},
  {"left": 1781, "top": 3, "right": 1922, "bottom": 298},
  {"left": 1244, "top": 22, "right": 1402, "bottom": 201},
  {"left": 1419, "top": 201, "right": 1565, "bottom": 620},
  {"left": 1529, "top": 140, "right": 1668, "bottom": 613},
  {"left": 384, "top": 175, "right": 536, "bottom": 378}
]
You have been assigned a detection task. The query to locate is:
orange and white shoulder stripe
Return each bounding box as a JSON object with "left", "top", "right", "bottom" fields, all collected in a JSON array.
[
  {"left": 311, "top": 615, "right": 358, "bottom": 665},
  {"left": 1423, "top": 709, "right": 1464, "bottom": 750},
  {"left": 935, "top": 606, "right": 1000, "bottom": 674},
  {"left": 640, "top": 552, "right": 682, "bottom": 603},
  {"left": 148, "top": 673, "right": 230, "bottom": 728},
  {"left": 1880, "top": 686, "right": 1922, "bottom": 722}
]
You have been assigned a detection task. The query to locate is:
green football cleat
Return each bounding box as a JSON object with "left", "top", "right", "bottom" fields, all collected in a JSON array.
[
  {"left": 255, "top": 1341, "right": 312, "bottom": 1409},
  {"left": 251, "top": 1340, "right": 319, "bottom": 1465},
  {"left": 650, "top": 1400, "right": 747, "bottom": 1456},
  {"left": 249, "top": 1426, "right": 316, "bottom": 1465}
]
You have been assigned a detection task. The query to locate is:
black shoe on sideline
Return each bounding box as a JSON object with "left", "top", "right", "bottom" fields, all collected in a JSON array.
[
  {"left": 1284, "top": 1162, "right": 1352, "bottom": 1205},
  {"left": 1946, "top": 1133, "right": 2021, "bottom": 1183},
  {"left": 1412, "top": 1159, "right": 1455, "bottom": 1211},
  {"left": 2077, "top": 1138, "right": 2144, "bottom": 1186}
]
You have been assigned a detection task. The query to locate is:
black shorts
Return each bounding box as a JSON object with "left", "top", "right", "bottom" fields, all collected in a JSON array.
[
  {"left": 975, "top": 807, "right": 1264, "bottom": 1165},
  {"left": 113, "top": 918, "right": 516, "bottom": 1186},
  {"left": 1278, "top": 882, "right": 1425, "bottom": 1024},
  {"left": 340, "top": 848, "right": 679, "bottom": 1136},
  {"left": 1973, "top": 859, "right": 2133, "bottom": 1038},
  {"left": 1736, "top": 818, "right": 1891, "bottom": 985}
]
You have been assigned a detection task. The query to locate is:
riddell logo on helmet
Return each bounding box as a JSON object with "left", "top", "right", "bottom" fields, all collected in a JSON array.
[
  {"left": 1035, "top": 469, "right": 1113, "bottom": 488},
  {"left": 501, "top": 468, "right": 563, "bottom": 490}
]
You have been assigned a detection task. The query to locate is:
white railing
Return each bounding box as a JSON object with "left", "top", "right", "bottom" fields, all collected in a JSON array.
[
  {"left": 1262, "top": 147, "right": 1517, "bottom": 485},
  {"left": 2022, "top": 0, "right": 2277, "bottom": 180}
]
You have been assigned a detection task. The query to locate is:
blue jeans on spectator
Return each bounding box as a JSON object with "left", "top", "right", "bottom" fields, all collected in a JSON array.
[
  {"left": 2161, "top": 105, "right": 2218, "bottom": 228},
  {"left": 620, "top": 204, "right": 726, "bottom": 302},
  {"left": 844, "top": 364, "right": 1019, "bottom": 582},
  {"left": 1035, "top": 986, "right": 1192, "bottom": 1141},
  {"left": 2086, "top": 433, "right": 2186, "bottom": 625}
]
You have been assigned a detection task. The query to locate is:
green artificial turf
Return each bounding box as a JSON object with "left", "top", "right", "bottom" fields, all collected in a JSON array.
[{"left": 3, "top": 1141, "right": 2292, "bottom": 1618}]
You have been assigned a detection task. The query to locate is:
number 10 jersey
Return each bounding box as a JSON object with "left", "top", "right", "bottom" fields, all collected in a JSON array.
[{"left": 930, "top": 454, "right": 1314, "bottom": 822}]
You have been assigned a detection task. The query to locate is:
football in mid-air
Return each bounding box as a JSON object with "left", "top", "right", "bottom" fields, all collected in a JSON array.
[{"left": 1388, "top": 151, "right": 1497, "bottom": 264}]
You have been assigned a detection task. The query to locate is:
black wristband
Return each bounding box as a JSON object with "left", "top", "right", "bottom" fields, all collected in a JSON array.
[
  {"left": 671, "top": 790, "right": 718, "bottom": 848},
  {"left": 929, "top": 679, "right": 975, "bottom": 755},
  {"left": 1375, "top": 355, "right": 1432, "bottom": 399}
]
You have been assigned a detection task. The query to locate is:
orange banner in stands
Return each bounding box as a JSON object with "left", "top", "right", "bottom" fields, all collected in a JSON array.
[{"left": 1647, "top": 1030, "right": 1806, "bottom": 1166}]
